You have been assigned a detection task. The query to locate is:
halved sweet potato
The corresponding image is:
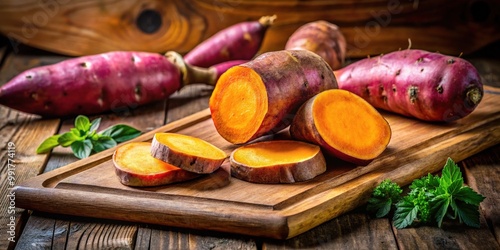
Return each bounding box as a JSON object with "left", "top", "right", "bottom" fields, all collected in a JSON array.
[
  {"left": 230, "top": 140, "right": 326, "bottom": 183},
  {"left": 151, "top": 133, "right": 227, "bottom": 174},
  {"left": 210, "top": 50, "right": 338, "bottom": 144},
  {"left": 113, "top": 142, "right": 199, "bottom": 187},
  {"left": 290, "top": 89, "right": 391, "bottom": 166}
]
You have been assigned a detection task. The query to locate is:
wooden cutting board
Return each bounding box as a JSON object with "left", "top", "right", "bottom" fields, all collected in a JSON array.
[{"left": 13, "top": 86, "right": 500, "bottom": 240}]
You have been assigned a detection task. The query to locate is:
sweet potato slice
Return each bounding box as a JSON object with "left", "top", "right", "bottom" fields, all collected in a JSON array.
[
  {"left": 151, "top": 133, "right": 227, "bottom": 174},
  {"left": 290, "top": 89, "right": 391, "bottom": 166},
  {"left": 230, "top": 140, "right": 326, "bottom": 183},
  {"left": 113, "top": 142, "right": 199, "bottom": 187},
  {"left": 210, "top": 50, "right": 338, "bottom": 144}
]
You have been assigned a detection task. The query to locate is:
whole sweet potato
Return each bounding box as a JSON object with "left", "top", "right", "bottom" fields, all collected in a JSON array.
[
  {"left": 285, "top": 20, "right": 347, "bottom": 70},
  {"left": 335, "top": 49, "right": 483, "bottom": 122},
  {"left": 0, "top": 51, "right": 182, "bottom": 117},
  {"left": 183, "top": 15, "right": 276, "bottom": 68}
]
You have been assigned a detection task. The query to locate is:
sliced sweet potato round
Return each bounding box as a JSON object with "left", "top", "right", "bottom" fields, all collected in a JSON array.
[
  {"left": 151, "top": 133, "right": 227, "bottom": 174},
  {"left": 113, "top": 142, "right": 199, "bottom": 187},
  {"left": 230, "top": 140, "right": 326, "bottom": 183},
  {"left": 290, "top": 89, "right": 392, "bottom": 166}
]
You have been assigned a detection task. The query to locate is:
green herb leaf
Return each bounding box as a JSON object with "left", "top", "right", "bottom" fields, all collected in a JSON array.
[
  {"left": 393, "top": 198, "right": 419, "bottom": 229},
  {"left": 367, "top": 197, "right": 391, "bottom": 218},
  {"left": 452, "top": 200, "right": 482, "bottom": 228},
  {"left": 431, "top": 193, "right": 450, "bottom": 228},
  {"left": 58, "top": 132, "right": 83, "bottom": 147},
  {"left": 71, "top": 139, "right": 93, "bottom": 159},
  {"left": 89, "top": 117, "right": 102, "bottom": 132},
  {"left": 92, "top": 137, "right": 117, "bottom": 153},
  {"left": 36, "top": 135, "right": 61, "bottom": 154},
  {"left": 75, "top": 115, "right": 91, "bottom": 132},
  {"left": 448, "top": 179, "right": 464, "bottom": 195},
  {"left": 99, "top": 124, "right": 141, "bottom": 143},
  {"left": 440, "top": 158, "right": 463, "bottom": 188},
  {"left": 367, "top": 179, "right": 403, "bottom": 218},
  {"left": 454, "top": 186, "right": 486, "bottom": 206}
]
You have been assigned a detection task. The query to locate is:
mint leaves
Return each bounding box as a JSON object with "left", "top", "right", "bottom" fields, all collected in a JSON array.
[
  {"left": 37, "top": 115, "right": 141, "bottom": 159},
  {"left": 367, "top": 158, "right": 485, "bottom": 229}
]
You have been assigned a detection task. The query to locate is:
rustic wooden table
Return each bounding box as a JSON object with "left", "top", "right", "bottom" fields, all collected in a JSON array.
[{"left": 1, "top": 38, "right": 499, "bottom": 249}]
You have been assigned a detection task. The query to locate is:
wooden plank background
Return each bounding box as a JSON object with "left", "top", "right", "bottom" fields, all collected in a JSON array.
[{"left": 0, "top": 37, "right": 499, "bottom": 249}]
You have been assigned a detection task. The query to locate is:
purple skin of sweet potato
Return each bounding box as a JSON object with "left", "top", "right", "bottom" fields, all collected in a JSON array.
[
  {"left": 208, "top": 60, "right": 247, "bottom": 81},
  {"left": 183, "top": 16, "right": 275, "bottom": 68},
  {"left": 335, "top": 49, "right": 483, "bottom": 122},
  {"left": 0, "top": 51, "right": 181, "bottom": 117}
]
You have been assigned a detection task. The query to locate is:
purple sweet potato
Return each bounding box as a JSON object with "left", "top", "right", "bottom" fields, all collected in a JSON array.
[
  {"left": 0, "top": 51, "right": 181, "bottom": 117},
  {"left": 285, "top": 20, "right": 347, "bottom": 70},
  {"left": 183, "top": 15, "right": 276, "bottom": 68},
  {"left": 335, "top": 49, "right": 483, "bottom": 122},
  {"left": 0, "top": 51, "right": 234, "bottom": 117}
]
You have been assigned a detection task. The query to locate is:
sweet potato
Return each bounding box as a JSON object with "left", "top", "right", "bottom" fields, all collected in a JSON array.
[
  {"left": 334, "top": 49, "right": 483, "bottom": 122},
  {"left": 285, "top": 20, "right": 347, "bottom": 70},
  {"left": 290, "top": 89, "right": 391, "bottom": 166},
  {"left": 0, "top": 51, "right": 231, "bottom": 117},
  {"left": 113, "top": 142, "right": 199, "bottom": 187},
  {"left": 183, "top": 15, "right": 276, "bottom": 68},
  {"left": 230, "top": 140, "right": 326, "bottom": 183},
  {"left": 151, "top": 133, "right": 227, "bottom": 174},
  {"left": 209, "top": 50, "right": 338, "bottom": 144}
]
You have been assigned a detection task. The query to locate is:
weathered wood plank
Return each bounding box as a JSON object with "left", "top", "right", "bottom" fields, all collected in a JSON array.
[
  {"left": 462, "top": 144, "right": 500, "bottom": 247},
  {"left": 393, "top": 219, "right": 499, "bottom": 249},
  {"left": 64, "top": 218, "right": 137, "bottom": 249},
  {"left": 263, "top": 211, "right": 397, "bottom": 249},
  {"left": 13, "top": 213, "right": 55, "bottom": 250},
  {"left": 136, "top": 225, "right": 258, "bottom": 250},
  {"left": 0, "top": 50, "right": 61, "bottom": 250}
]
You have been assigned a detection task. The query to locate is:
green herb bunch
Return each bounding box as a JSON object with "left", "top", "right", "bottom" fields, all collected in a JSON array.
[
  {"left": 37, "top": 115, "right": 142, "bottom": 159},
  {"left": 367, "top": 158, "right": 485, "bottom": 229}
]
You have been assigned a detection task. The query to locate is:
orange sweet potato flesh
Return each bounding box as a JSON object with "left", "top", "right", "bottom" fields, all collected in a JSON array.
[
  {"left": 113, "top": 142, "right": 199, "bottom": 187},
  {"left": 290, "top": 89, "right": 391, "bottom": 166},
  {"left": 210, "top": 50, "right": 338, "bottom": 144},
  {"left": 230, "top": 140, "right": 326, "bottom": 183},
  {"left": 151, "top": 133, "right": 227, "bottom": 174}
]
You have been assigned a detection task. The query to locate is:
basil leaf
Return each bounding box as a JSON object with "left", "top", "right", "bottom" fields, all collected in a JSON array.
[
  {"left": 70, "top": 128, "right": 85, "bottom": 137},
  {"left": 71, "top": 139, "right": 93, "bottom": 159},
  {"left": 92, "top": 137, "right": 117, "bottom": 153},
  {"left": 58, "top": 132, "right": 82, "bottom": 147},
  {"left": 75, "top": 115, "right": 91, "bottom": 132},
  {"left": 89, "top": 117, "right": 102, "bottom": 132},
  {"left": 99, "top": 124, "right": 141, "bottom": 143},
  {"left": 36, "top": 135, "right": 61, "bottom": 154}
]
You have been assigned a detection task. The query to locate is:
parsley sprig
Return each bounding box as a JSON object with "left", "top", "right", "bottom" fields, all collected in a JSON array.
[
  {"left": 36, "top": 115, "right": 142, "bottom": 159},
  {"left": 367, "top": 158, "right": 485, "bottom": 229}
]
